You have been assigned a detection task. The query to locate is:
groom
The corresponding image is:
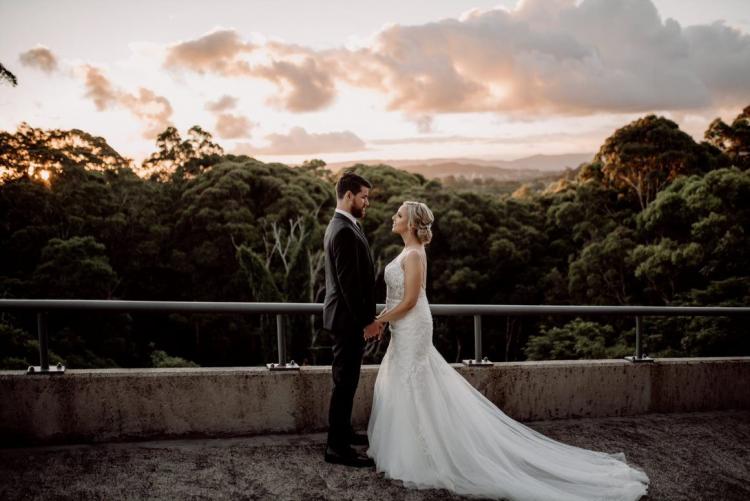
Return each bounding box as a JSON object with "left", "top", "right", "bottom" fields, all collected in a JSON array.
[{"left": 323, "top": 171, "right": 382, "bottom": 467}]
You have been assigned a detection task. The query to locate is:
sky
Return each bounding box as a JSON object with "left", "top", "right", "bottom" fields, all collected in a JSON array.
[{"left": 1, "top": 0, "right": 749, "bottom": 165}]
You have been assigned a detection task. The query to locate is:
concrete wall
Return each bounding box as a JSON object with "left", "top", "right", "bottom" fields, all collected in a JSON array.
[{"left": 1, "top": 357, "right": 749, "bottom": 446}]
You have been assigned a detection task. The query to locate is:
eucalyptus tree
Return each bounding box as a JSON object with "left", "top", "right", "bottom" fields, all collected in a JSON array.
[{"left": 597, "top": 115, "right": 724, "bottom": 210}]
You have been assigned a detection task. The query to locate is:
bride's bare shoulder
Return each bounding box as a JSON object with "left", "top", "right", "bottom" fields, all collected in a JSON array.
[{"left": 401, "top": 247, "right": 426, "bottom": 269}]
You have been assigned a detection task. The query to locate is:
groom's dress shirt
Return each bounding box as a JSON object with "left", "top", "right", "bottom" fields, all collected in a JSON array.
[
  {"left": 335, "top": 208, "right": 359, "bottom": 228},
  {"left": 335, "top": 208, "right": 367, "bottom": 237}
]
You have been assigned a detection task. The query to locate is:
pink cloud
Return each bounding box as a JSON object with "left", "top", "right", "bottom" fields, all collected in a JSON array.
[
  {"left": 255, "top": 57, "right": 336, "bottom": 112},
  {"left": 236, "top": 127, "right": 366, "bottom": 155},
  {"left": 205, "top": 95, "right": 238, "bottom": 112},
  {"left": 214, "top": 113, "right": 253, "bottom": 139},
  {"left": 164, "top": 29, "right": 255, "bottom": 75},
  {"left": 160, "top": 1, "right": 750, "bottom": 116},
  {"left": 82, "top": 66, "right": 173, "bottom": 138},
  {"left": 19, "top": 46, "right": 58, "bottom": 73}
]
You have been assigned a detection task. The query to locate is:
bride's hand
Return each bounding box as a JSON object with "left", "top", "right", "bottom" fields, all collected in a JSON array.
[{"left": 364, "top": 319, "right": 384, "bottom": 341}]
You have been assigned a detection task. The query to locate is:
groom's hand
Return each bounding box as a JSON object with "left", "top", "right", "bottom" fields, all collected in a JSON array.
[{"left": 363, "top": 320, "right": 383, "bottom": 341}]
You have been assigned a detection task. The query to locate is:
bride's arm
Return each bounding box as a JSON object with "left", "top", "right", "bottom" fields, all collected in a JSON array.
[{"left": 376, "top": 251, "right": 423, "bottom": 324}]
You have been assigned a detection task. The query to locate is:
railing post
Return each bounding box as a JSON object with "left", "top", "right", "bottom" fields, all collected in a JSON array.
[
  {"left": 474, "top": 314, "right": 482, "bottom": 362},
  {"left": 625, "top": 315, "right": 654, "bottom": 363},
  {"left": 463, "top": 314, "right": 492, "bottom": 366},
  {"left": 277, "top": 314, "right": 286, "bottom": 366},
  {"left": 27, "top": 311, "right": 65, "bottom": 375},
  {"left": 635, "top": 315, "right": 642, "bottom": 359},
  {"left": 39, "top": 311, "right": 49, "bottom": 371},
  {"left": 266, "top": 314, "right": 299, "bottom": 371}
]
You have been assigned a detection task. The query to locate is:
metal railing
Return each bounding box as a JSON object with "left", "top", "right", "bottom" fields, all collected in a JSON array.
[{"left": 1, "top": 299, "right": 748, "bottom": 374}]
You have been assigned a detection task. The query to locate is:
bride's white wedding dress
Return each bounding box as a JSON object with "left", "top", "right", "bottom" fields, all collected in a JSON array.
[{"left": 367, "top": 249, "right": 649, "bottom": 500}]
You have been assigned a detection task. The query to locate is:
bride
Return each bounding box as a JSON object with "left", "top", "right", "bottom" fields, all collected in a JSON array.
[{"left": 364, "top": 201, "right": 650, "bottom": 501}]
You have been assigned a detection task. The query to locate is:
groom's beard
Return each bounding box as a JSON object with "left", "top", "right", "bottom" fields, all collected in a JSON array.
[{"left": 351, "top": 206, "right": 365, "bottom": 219}]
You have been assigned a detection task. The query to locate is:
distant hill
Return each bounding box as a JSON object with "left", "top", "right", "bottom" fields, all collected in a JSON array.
[{"left": 326, "top": 153, "right": 594, "bottom": 181}]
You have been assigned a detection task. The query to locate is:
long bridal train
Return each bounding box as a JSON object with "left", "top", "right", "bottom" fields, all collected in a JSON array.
[{"left": 367, "top": 250, "right": 649, "bottom": 501}]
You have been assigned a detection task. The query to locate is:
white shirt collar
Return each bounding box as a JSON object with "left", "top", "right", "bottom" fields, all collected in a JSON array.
[{"left": 335, "top": 208, "right": 359, "bottom": 227}]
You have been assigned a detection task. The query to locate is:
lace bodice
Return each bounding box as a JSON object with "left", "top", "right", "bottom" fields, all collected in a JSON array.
[
  {"left": 381, "top": 248, "right": 433, "bottom": 386},
  {"left": 384, "top": 248, "right": 427, "bottom": 304}
]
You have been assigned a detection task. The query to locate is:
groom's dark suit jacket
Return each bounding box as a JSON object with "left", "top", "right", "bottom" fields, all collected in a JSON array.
[{"left": 323, "top": 212, "right": 376, "bottom": 335}]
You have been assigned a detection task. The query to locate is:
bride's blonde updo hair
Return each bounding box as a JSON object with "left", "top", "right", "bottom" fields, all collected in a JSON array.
[{"left": 403, "top": 201, "right": 434, "bottom": 245}]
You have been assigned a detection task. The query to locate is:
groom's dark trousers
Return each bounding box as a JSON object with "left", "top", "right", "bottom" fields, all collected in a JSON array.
[{"left": 323, "top": 212, "right": 376, "bottom": 450}]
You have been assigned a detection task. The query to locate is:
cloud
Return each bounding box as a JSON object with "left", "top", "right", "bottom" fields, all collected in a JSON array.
[
  {"left": 82, "top": 66, "right": 173, "bottom": 138},
  {"left": 238, "top": 127, "right": 366, "bottom": 155},
  {"left": 255, "top": 57, "right": 336, "bottom": 111},
  {"left": 214, "top": 113, "right": 253, "bottom": 139},
  {"left": 406, "top": 114, "right": 434, "bottom": 133},
  {"left": 347, "top": 0, "right": 750, "bottom": 114},
  {"left": 120, "top": 88, "right": 174, "bottom": 138},
  {"left": 164, "top": 29, "right": 255, "bottom": 75},
  {"left": 370, "top": 134, "right": 487, "bottom": 146},
  {"left": 369, "top": 130, "right": 606, "bottom": 146},
  {"left": 203, "top": 95, "right": 252, "bottom": 138},
  {"left": 19, "top": 46, "right": 58, "bottom": 73},
  {"left": 205, "top": 94, "right": 238, "bottom": 112},
  {"left": 161, "top": 1, "right": 750, "bottom": 116},
  {"left": 83, "top": 66, "right": 118, "bottom": 110},
  {"left": 165, "top": 30, "right": 336, "bottom": 112}
]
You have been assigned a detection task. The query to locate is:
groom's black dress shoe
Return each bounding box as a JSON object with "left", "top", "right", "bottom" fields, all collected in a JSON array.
[
  {"left": 324, "top": 446, "right": 375, "bottom": 467},
  {"left": 350, "top": 432, "right": 369, "bottom": 447}
]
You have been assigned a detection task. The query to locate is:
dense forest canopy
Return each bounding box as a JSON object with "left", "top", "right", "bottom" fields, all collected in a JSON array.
[{"left": 1, "top": 105, "right": 748, "bottom": 369}]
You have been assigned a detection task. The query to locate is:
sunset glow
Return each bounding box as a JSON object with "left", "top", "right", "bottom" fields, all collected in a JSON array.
[{"left": 2, "top": 0, "right": 749, "bottom": 165}]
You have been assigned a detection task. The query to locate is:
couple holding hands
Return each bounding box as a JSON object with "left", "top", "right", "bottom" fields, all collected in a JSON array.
[{"left": 322, "top": 172, "right": 649, "bottom": 500}]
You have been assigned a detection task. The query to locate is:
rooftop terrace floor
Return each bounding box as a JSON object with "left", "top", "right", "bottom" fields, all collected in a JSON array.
[{"left": 1, "top": 410, "right": 749, "bottom": 500}]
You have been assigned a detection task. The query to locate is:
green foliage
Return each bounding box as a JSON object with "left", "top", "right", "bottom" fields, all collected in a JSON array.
[
  {"left": 0, "top": 321, "right": 63, "bottom": 369},
  {"left": 141, "top": 125, "right": 224, "bottom": 181},
  {"left": 32, "top": 236, "right": 118, "bottom": 298},
  {"left": 634, "top": 168, "right": 750, "bottom": 303},
  {"left": 0, "top": 123, "right": 130, "bottom": 182},
  {"left": 150, "top": 349, "right": 199, "bottom": 368},
  {"left": 524, "top": 318, "right": 631, "bottom": 360},
  {"left": 568, "top": 227, "right": 638, "bottom": 305},
  {"left": 1, "top": 106, "right": 749, "bottom": 369},
  {"left": 597, "top": 115, "right": 726, "bottom": 209},
  {"left": 705, "top": 105, "right": 750, "bottom": 170}
]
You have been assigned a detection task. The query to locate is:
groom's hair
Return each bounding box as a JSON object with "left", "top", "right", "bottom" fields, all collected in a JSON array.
[{"left": 336, "top": 171, "right": 372, "bottom": 199}]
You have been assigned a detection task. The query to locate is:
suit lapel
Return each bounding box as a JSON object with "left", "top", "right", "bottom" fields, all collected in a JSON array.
[{"left": 334, "top": 213, "right": 373, "bottom": 267}]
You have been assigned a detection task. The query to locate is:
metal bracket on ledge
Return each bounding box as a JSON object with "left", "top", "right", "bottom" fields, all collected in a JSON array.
[
  {"left": 27, "top": 363, "right": 66, "bottom": 375},
  {"left": 625, "top": 316, "right": 655, "bottom": 363},
  {"left": 462, "top": 357, "right": 494, "bottom": 367},
  {"left": 266, "top": 360, "right": 301, "bottom": 371},
  {"left": 624, "top": 355, "right": 655, "bottom": 363}
]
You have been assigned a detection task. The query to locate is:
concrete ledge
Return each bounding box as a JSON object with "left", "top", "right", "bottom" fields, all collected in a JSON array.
[{"left": 1, "top": 357, "right": 749, "bottom": 445}]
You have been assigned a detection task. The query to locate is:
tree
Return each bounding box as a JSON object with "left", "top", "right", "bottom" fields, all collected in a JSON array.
[
  {"left": 568, "top": 227, "right": 639, "bottom": 305},
  {"left": 0, "top": 123, "right": 130, "bottom": 182},
  {"left": 150, "top": 348, "right": 199, "bottom": 368},
  {"left": 0, "top": 62, "right": 17, "bottom": 86},
  {"left": 159, "top": 158, "right": 334, "bottom": 365},
  {"left": 634, "top": 167, "right": 750, "bottom": 303},
  {"left": 141, "top": 126, "right": 224, "bottom": 181},
  {"left": 705, "top": 105, "right": 750, "bottom": 170},
  {"left": 524, "top": 318, "right": 631, "bottom": 360},
  {"left": 0, "top": 321, "right": 63, "bottom": 369},
  {"left": 32, "top": 236, "right": 118, "bottom": 298},
  {"left": 597, "top": 115, "right": 722, "bottom": 210}
]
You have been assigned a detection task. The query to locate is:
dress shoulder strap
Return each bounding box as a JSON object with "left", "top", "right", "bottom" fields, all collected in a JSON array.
[{"left": 401, "top": 248, "right": 427, "bottom": 289}]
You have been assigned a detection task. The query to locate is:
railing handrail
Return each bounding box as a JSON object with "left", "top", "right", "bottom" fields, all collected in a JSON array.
[
  {"left": 2, "top": 299, "right": 748, "bottom": 373},
  {"left": 1, "top": 299, "right": 749, "bottom": 316}
]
